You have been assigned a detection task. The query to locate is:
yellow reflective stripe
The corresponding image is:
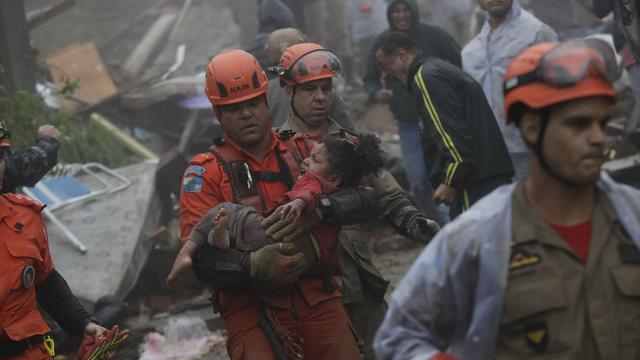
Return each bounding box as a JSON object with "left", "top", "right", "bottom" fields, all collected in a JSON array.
[
  {"left": 414, "top": 66, "right": 462, "bottom": 185},
  {"left": 445, "top": 163, "right": 455, "bottom": 185},
  {"left": 446, "top": 162, "right": 459, "bottom": 186},
  {"left": 415, "top": 68, "right": 462, "bottom": 163}
]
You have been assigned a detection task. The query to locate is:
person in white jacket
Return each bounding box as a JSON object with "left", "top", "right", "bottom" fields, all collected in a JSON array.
[
  {"left": 462, "top": 0, "right": 557, "bottom": 181},
  {"left": 375, "top": 39, "right": 640, "bottom": 360}
]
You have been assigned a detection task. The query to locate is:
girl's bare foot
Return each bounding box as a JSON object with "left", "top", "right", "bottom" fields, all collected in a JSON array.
[
  {"left": 208, "top": 208, "right": 231, "bottom": 249},
  {"left": 166, "top": 240, "right": 197, "bottom": 287}
]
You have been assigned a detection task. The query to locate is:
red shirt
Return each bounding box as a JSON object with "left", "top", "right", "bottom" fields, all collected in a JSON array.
[{"left": 549, "top": 220, "right": 592, "bottom": 263}]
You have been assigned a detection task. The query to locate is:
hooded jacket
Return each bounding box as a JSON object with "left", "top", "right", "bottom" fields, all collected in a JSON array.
[
  {"left": 374, "top": 173, "right": 640, "bottom": 360},
  {"left": 245, "top": 0, "right": 297, "bottom": 69},
  {"left": 363, "top": 0, "right": 461, "bottom": 124},
  {"left": 462, "top": 0, "right": 557, "bottom": 154}
]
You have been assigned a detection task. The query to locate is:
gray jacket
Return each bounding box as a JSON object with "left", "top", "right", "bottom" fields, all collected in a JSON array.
[{"left": 462, "top": 0, "right": 556, "bottom": 153}]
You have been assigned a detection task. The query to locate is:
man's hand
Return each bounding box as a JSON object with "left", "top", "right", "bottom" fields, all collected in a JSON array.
[
  {"left": 250, "top": 243, "right": 307, "bottom": 288},
  {"left": 77, "top": 325, "right": 129, "bottom": 360},
  {"left": 273, "top": 198, "right": 307, "bottom": 223},
  {"left": 262, "top": 211, "right": 321, "bottom": 243},
  {"left": 37, "top": 124, "right": 61, "bottom": 141},
  {"left": 405, "top": 214, "right": 440, "bottom": 244},
  {"left": 375, "top": 89, "right": 393, "bottom": 104},
  {"left": 433, "top": 184, "right": 456, "bottom": 205},
  {"left": 83, "top": 322, "right": 107, "bottom": 339}
]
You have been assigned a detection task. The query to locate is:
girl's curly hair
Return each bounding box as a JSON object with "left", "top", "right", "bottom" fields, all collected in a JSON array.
[{"left": 322, "top": 133, "right": 386, "bottom": 187}]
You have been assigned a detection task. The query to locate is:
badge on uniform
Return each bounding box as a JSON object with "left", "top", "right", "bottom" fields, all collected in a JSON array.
[
  {"left": 509, "top": 249, "right": 541, "bottom": 271},
  {"left": 524, "top": 322, "right": 548, "bottom": 354},
  {"left": 184, "top": 165, "right": 206, "bottom": 177},
  {"left": 183, "top": 176, "right": 203, "bottom": 193},
  {"left": 22, "top": 265, "right": 35, "bottom": 289}
]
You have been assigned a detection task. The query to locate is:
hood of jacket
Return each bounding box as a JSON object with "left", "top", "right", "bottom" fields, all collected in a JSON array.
[
  {"left": 484, "top": 0, "right": 522, "bottom": 27},
  {"left": 259, "top": 0, "right": 297, "bottom": 34},
  {"left": 386, "top": 0, "right": 420, "bottom": 32}
]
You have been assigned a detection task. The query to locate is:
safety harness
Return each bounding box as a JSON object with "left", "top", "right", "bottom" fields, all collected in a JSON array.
[{"left": 208, "top": 130, "right": 310, "bottom": 212}]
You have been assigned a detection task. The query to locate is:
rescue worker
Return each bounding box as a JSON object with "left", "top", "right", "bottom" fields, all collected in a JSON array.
[
  {"left": 0, "top": 123, "right": 106, "bottom": 359},
  {"left": 264, "top": 28, "right": 353, "bottom": 130},
  {"left": 375, "top": 32, "right": 514, "bottom": 218},
  {"left": 462, "top": 0, "right": 557, "bottom": 181},
  {"left": 179, "top": 49, "right": 362, "bottom": 359},
  {"left": 364, "top": 0, "right": 461, "bottom": 224},
  {"left": 2, "top": 124, "right": 60, "bottom": 194},
  {"left": 273, "top": 42, "right": 439, "bottom": 359},
  {"left": 374, "top": 39, "right": 640, "bottom": 360}
]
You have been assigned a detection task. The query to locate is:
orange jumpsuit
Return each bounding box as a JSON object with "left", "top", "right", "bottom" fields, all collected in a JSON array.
[
  {"left": 179, "top": 130, "right": 361, "bottom": 360},
  {"left": 0, "top": 193, "right": 54, "bottom": 360}
]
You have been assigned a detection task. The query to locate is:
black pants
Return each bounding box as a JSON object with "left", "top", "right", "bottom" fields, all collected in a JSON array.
[{"left": 450, "top": 175, "right": 512, "bottom": 219}]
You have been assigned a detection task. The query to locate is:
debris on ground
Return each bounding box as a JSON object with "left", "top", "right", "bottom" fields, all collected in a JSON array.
[{"left": 139, "top": 316, "right": 226, "bottom": 360}]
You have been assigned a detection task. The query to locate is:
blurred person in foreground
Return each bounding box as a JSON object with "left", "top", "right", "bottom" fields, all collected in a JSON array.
[{"left": 374, "top": 38, "right": 640, "bottom": 360}]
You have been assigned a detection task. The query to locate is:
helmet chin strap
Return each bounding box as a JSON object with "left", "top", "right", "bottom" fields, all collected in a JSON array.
[
  {"left": 289, "top": 86, "right": 316, "bottom": 127},
  {"left": 525, "top": 110, "right": 579, "bottom": 188}
]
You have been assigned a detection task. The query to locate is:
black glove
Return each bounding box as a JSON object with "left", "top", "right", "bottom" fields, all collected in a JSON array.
[
  {"left": 319, "top": 186, "right": 378, "bottom": 225},
  {"left": 404, "top": 213, "right": 440, "bottom": 244}
]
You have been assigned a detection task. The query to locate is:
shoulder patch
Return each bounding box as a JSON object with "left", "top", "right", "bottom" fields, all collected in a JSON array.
[
  {"left": 184, "top": 165, "right": 206, "bottom": 177},
  {"left": 183, "top": 176, "right": 203, "bottom": 193},
  {"left": 191, "top": 153, "right": 214, "bottom": 165},
  {"left": 2, "top": 193, "right": 44, "bottom": 212}
]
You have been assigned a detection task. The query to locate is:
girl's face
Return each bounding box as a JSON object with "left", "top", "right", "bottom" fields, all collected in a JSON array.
[{"left": 301, "top": 143, "right": 337, "bottom": 181}]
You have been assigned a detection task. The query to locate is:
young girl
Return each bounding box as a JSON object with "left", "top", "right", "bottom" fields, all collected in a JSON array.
[{"left": 167, "top": 133, "right": 385, "bottom": 286}]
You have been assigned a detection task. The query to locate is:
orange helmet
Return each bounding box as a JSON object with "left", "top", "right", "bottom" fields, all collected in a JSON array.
[
  {"left": 205, "top": 50, "right": 269, "bottom": 106},
  {"left": 275, "top": 43, "right": 343, "bottom": 86},
  {"left": 0, "top": 121, "right": 10, "bottom": 148},
  {"left": 503, "top": 39, "right": 618, "bottom": 125}
]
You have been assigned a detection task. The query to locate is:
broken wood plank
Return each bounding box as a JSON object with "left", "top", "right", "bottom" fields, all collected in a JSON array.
[{"left": 45, "top": 42, "right": 118, "bottom": 111}]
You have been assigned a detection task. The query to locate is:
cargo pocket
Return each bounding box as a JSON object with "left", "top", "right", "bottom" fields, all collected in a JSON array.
[
  {"left": 611, "top": 266, "right": 640, "bottom": 346},
  {"left": 498, "top": 276, "right": 573, "bottom": 357},
  {"left": 2, "top": 239, "right": 47, "bottom": 341}
]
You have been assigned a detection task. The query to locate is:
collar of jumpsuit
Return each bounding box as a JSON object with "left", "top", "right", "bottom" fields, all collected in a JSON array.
[{"left": 222, "top": 128, "right": 291, "bottom": 164}]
